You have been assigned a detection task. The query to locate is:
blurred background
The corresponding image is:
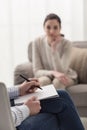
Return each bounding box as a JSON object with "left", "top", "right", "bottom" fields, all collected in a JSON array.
[{"left": 0, "top": 0, "right": 87, "bottom": 86}]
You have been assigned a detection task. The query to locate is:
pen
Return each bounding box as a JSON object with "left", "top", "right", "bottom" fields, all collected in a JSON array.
[{"left": 20, "top": 74, "right": 42, "bottom": 90}]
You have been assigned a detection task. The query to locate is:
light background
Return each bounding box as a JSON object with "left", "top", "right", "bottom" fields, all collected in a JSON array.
[{"left": 0, "top": 0, "right": 87, "bottom": 87}]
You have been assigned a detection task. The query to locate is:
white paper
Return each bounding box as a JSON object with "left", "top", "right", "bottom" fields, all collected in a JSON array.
[{"left": 15, "top": 84, "right": 59, "bottom": 105}]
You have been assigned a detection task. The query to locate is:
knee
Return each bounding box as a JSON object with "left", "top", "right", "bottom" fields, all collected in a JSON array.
[
  {"left": 57, "top": 90, "right": 71, "bottom": 100},
  {"left": 53, "top": 78, "right": 65, "bottom": 89},
  {"left": 57, "top": 90, "right": 74, "bottom": 105},
  {"left": 39, "top": 76, "right": 51, "bottom": 86}
]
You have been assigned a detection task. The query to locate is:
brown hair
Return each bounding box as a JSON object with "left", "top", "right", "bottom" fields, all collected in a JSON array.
[{"left": 43, "top": 13, "right": 61, "bottom": 28}]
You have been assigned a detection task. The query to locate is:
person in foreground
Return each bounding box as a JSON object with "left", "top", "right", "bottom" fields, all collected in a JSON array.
[
  {"left": 8, "top": 78, "right": 84, "bottom": 130},
  {"left": 32, "top": 13, "right": 78, "bottom": 89}
]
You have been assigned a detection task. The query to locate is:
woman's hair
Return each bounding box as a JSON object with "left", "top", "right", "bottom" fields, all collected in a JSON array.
[{"left": 43, "top": 13, "right": 61, "bottom": 28}]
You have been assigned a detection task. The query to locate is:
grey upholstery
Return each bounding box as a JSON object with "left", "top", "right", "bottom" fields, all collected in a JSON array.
[
  {"left": 14, "top": 41, "right": 87, "bottom": 117},
  {"left": 0, "top": 82, "right": 16, "bottom": 130}
]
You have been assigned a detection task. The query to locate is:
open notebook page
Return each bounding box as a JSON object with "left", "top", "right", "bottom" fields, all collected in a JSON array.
[{"left": 15, "top": 84, "right": 59, "bottom": 105}]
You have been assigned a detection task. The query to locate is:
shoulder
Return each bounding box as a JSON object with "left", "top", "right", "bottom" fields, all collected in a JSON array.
[
  {"left": 62, "top": 38, "right": 72, "bottom": 45},
  {"left": 60, "top": 38, "right": 72, "bottom": 52},
  {"left": 62, "top": 38, "right": 72, "bottom": 48},
  {"left": 33, "top": 35, "right": 46, "bottom": 43},
  {"left": 33, "top": 35, "right": 46, "bottom": 47}
]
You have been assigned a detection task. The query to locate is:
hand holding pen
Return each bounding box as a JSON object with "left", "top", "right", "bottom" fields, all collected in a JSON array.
[{"left": 19, "top": 74, "right": 42, "bottom": 96}]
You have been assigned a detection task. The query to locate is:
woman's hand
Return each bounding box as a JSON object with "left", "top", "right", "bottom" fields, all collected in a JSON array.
[
  {"left": 51, "top": 71, "right": 69, "bottom": 86},
  {"left": 51, "top": 35, "right": 63, "bottom": 51}
]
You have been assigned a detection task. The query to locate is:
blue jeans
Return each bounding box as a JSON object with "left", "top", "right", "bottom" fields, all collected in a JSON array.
[{"left": 17, "top": 90, "right": 84, "bottom": 130}]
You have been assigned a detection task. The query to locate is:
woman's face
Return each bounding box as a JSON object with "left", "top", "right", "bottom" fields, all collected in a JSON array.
[{"left": 44, "top": 19, "right": 61, "bottom": 42}]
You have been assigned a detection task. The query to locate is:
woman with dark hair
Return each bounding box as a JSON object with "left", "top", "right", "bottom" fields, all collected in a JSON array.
[{"left": 32, "top": 13, "right": 78, "bottom": 89}]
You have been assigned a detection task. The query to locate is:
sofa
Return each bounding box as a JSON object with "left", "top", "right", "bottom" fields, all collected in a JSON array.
[{"left": 14, "top": 41, "right": 87, "bottom": 117}]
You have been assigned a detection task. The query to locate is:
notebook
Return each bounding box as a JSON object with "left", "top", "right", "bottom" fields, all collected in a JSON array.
[{"left": 15, "top": 84, "right": 59, "bottom": 105}]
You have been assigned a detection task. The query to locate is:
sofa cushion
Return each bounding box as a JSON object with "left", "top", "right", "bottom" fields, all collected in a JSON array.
[
  {"left": 67, "top": 84, "right": 87, "bottom": 106},
  {"left": 73, "top": 41, "right": 87, "bottom": 48},
  {"left": 70, "top": 47, "right": 87, "bottom": 83}
]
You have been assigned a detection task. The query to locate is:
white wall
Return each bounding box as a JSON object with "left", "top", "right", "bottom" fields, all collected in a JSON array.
[
  {"left": 83, "top": 0, "right": 87, "bottom": 40},
  {"left": 71, "top": 0, "right": 84, "bottom": 40}
]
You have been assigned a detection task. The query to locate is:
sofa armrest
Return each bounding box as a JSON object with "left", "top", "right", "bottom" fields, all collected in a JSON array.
[
  {"left": 14, "top": 62, "right": 34, "bottom": 85},
  {"left": 70, "top": 47, "right": 87, "bottom": 83}
]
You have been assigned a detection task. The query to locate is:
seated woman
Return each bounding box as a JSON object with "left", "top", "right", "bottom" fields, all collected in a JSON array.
[
  {"left": 32, "top": 13, "right": 78, "bottom": 89},
  {"left": 7, "top": 79, "right": 84, "bottom": 130}
]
